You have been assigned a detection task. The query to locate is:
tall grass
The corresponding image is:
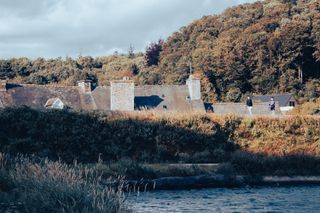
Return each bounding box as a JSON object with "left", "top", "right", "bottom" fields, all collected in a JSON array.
[
  {"left": 289, "top": 98, "right": 320, "bottom": 115},
  {"left": 0, "top": 153, "right": 125, "bottom": 213},
  {"left": 0, "top": 107, "right": 320, "bottom": 163}
]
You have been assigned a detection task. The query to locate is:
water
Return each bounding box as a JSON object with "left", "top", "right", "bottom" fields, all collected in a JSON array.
[{"left": 126, "top": 186, "right": 320, "bottom": 213}]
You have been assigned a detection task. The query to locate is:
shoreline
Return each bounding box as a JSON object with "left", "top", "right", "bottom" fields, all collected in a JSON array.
[{"left": 103, "top": 175, "right": 320, "bottom": 191}]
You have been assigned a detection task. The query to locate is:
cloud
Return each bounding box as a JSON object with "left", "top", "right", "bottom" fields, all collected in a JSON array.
[{"left": 0, "top": 0, "right": 257, "bottom": 58}]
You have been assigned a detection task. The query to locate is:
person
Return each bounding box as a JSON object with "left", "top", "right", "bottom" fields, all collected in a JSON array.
[
  {"left": 246, "top": 96, "right": 253, "bottom": 115},
  {"left": 269, "top": 97, "right": 276, "bottom": 115}
]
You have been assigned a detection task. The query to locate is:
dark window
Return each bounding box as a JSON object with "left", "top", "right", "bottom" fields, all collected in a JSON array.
[
  {"left": 289, "top": 101, "right": 295, "bottom": 107},
  {"left": 163, "top": 105, "right": 167, "bottom": 110}
]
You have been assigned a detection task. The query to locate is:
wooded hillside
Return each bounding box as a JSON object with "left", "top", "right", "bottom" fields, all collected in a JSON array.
[
  {"left": 149, "top": 0, "right": 320, "bottom": 102},
  {"left": 1, "top": 0, "right": 320, "bottom": 102}
]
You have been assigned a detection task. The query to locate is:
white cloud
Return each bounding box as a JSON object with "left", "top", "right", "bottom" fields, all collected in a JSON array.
[{"left": 0, "top": 0, "right": 257, "bottom": 58}]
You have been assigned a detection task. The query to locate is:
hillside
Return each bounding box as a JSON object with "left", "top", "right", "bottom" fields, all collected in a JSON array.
[
  {"left": 0, "top": 0, "right": 320, "bottom": 102},
  {"left": 145, "top": 0, "right": 320, "bottom": 102}
]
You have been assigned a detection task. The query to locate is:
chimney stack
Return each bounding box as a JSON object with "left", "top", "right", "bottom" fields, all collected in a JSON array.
[
  {"left": 110, "top": 77, "right": 134, "bottom": 111},
  {"left": 0, "top": 78, "right": 7, "bottom": 92},
  {"left": 186, "top": 75, "right": 201, "bottom": 100},
  {"left": 78, "top": 80, "right": 92, "bottom": 93}
]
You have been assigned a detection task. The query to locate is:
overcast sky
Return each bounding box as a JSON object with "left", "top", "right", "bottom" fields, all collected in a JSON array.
[{"left": 0, "top": 0, "right": 257, "bottom": 59}]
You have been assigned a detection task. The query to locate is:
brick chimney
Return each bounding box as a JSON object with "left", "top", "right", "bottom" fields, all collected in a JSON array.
[
  {"left": 186, "top": 75, "right": 201, "bottom": 100},
  {"left": 110, "top": 77, "right": 134, "bottom": 111},
  {"left": 78, "top": 80, "right": 92, "bottom": 93}
]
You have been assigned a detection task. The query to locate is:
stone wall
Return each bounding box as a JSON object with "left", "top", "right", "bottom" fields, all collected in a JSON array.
[
  {"left": 212, "top": 102, "right": 282, "bottom": 115},
  {"left": 110, "top": 80, "right": 134, "bottom": 111}
]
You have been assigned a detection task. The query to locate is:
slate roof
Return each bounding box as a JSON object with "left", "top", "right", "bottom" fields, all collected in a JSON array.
[
  {"left": 252, "top": 93, "right": 295, "bottom": 107},
  {"left": 0, "top": 83, "right": 205, "bottom": 112}
]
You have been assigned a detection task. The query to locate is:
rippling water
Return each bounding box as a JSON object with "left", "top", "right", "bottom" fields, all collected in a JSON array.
[{"left": 126, "top": 186, "right": 320, "bottom": 212}]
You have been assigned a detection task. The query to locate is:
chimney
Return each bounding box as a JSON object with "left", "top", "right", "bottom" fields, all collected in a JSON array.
[
  {"left": 0, "top": 78, "right": 7, "bottom": 92},
  {"left": 78, "top": 80, "right": 92, "bottom": 93},
  {"left": 186, "top": 75, "right": 201, "bottom": 100},
  {"left": 110, "top": 77, "right": 134, "bottom": 111}
]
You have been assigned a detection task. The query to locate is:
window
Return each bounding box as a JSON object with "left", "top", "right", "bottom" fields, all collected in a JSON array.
[{"left": 289, "top": 101, "right": 295, "bottom": 107}]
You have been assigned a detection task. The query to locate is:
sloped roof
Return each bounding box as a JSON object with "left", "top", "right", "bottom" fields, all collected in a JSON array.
[
  {"left": 252, "top": 93, "right": 295, "bottom": 107},
  {"left": 134, "top": 85, "right": 204, "bottom": 112},
  {"left": 0, "top": 83, "right": 205, "bottom": 113},
  {"left": 0, "top": 84, "right": 84, "bottom": 110}
]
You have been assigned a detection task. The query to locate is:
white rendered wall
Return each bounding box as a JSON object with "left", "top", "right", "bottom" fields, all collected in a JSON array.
[
  {"left": 110, "top": 81, "right": 134, "bottom": 111},
  {"left": 186, "top": 78, "right": 201, "bottom": 100}
]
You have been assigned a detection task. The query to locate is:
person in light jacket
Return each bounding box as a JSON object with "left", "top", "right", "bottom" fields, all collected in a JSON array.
[{"left": 269, "top": 97, "right": 276, "bottom": 115}]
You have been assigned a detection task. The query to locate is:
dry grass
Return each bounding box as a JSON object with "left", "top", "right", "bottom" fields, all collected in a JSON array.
[
  {"left": 0, "top": 153, "right": 125, "bottom": 213},
  {"left": 289, "top": 98, "right": 320, "bottom": 115}
]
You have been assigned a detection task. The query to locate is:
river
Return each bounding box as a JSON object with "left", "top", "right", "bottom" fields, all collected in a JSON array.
[{"left": 126, "top": 186, "right": 320, "bottom": 212}]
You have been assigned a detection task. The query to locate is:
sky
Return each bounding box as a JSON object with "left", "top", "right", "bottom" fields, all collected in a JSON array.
[{"left": 0, "top": 0, "right": 257, "bottom": 58}]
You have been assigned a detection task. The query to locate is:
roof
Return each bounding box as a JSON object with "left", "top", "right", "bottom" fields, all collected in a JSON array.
[
  {"left": 252, "top": 93, "right": 295, "bottom": 107},
  {"left": 134, "top": 85, "right": 204, "bottom": 112},
  {"left": 0, "top": 83, "right": 205, "bottom": 112}
]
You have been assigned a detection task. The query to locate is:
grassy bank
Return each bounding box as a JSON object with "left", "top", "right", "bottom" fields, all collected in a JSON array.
[
  {"left": 0, "top": 107, "right": 320, "bottom": 177},
  {"left": 0, "top": 153, "right": 125, "bottom": 212}
]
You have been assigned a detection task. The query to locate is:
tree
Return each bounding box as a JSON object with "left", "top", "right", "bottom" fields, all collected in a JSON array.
[
  {"left": 130, "top": 63, "right": 139, "bottom": 76},
  {"left": 144, "top": 39, "right": 164, "bottom": 67},
  {"left": 128, "top": 44, "right": 135, "bottom": 59}
]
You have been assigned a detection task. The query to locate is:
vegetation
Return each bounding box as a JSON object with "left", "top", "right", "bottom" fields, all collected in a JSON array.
[
  {"left": 0, "top": 107, "right": 235, "bottom": 164},
  {"left": 0, "top": 153, "right": 125, "bottom": 213},
  {"left": 289, "top": 98, "right": 320, "bottom": 115},
  {"left": 0, "top": 0, "right": 319, "bottom": 103},
  {"left": 0, "top": 54, "right": 145, "bottom": 86},
  {"left": 151, "top": 0, "right": 320, "bottom": 102},
  {"left": 1, "top": 107, "right": 320, "bottom": 163}
]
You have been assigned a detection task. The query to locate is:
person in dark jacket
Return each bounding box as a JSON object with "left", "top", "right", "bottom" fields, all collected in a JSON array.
[{"left": 246, "top": 96, "right": 253, "bottom": 115}]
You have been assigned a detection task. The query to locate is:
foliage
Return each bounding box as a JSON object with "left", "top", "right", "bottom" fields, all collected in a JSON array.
[
  {"left": 0, "top": 153, "right": 125, "bottom": 213},
  {"left": 0, "top": 1, "right": 319, "bottom": 102},
  {"left": 0, "top": 54, "right": 145, "bottom": 87},
  {"left": 147, "top": 0, "right": 320, "bottom": 101},
  {"left": 0, "top": 107, "right": 235, "bottom": 163},
  {"left": 0, "top": 107, "right": 320, "bottom": 165},
  {"left": 289, "top": 98, "right": 320, "bottom": 115},
  {"left": 144, "top": 39, "right": 164, "bottom": 67},
  {"left": 229, "top": 151, "right": 320, "bottom": 176}
]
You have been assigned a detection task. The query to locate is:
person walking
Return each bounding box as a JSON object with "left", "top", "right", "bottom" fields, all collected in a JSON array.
[
  {"left": 269, "top": 97, "right": 276, "bottom": 115},
  {"left": 246, "top": 96, "right": 253, "bottom": 115}
]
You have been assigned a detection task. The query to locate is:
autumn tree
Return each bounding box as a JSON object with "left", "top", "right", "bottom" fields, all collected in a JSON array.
[{"left": 144, "top": 39, "right": 164, "bottom": 67}]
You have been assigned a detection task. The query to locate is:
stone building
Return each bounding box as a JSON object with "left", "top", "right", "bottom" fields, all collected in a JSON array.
[{"left": 0, "top": 75, "right": 205, "bottom": 112}]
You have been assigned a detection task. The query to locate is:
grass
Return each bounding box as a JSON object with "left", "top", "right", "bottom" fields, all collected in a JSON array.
[
  {"left": 1, "top": 107, "right": 320, "bottom": 181},
  {"left": 0, "top": 153, "right": 126, "bottom": 213},
  {"left": 289, "top": 98, "right": 320, "bottom": 115}
]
